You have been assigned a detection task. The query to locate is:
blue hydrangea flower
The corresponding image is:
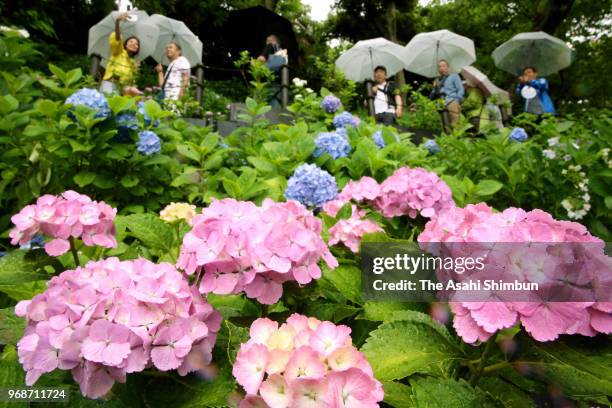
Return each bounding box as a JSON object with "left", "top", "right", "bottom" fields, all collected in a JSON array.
[
  {"left": 333, "top": 111, "right": 360, "bottom": 128},
  {"left": 137, "top": 101, "right": 160, "bottom": 127},
  {"left": 509, "top": 127, "right": 528, "bottom": 142},
  {"left": 19, "top": 235, "right": 45, "bottom": 250},
  {"left": 321, "top": 95, "right": 341, "bottom": 114},
  {"left": 65, "top": 88, "right": 111, "bottom": 119},
  {"left": 136, "top": 130, "right": 161, "bottom": 155},
  {"left": 0, "top": 251, "right": 5, "bottom": 258},
  {"left": 284, "top": 163, "right": 338, "bottom": 207},
  {"left": 424, "top": 139, "right": 441, "bottom": 154},
  {"left": 116, "top": 112, "right": 139, "bottom": 131},
  {"left": 372, "top": 130, "right": 400, "bottom": 148},
  {"left": 314, "top": 130, "right": 352, "bottom": 159}
]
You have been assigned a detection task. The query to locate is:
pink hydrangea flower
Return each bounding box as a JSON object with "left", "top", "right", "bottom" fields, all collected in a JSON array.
[
  {"left": 232, "top": 314, "right": 383, "bottom": 407},
  {"left": 419, "top": 203, "right": 611, "bottom": 344},
  {"left": 328, "top": 213, "right": 383, "bottom": 253},
  {"left": 176, "top": 199, "right": 338, "bottom": 304},
  {"left": 15, "top": 258, "right": 221, "bottom": 399},
  {"left": 373, "top": 167, "right": 454, "bottom": 219},
  {"left": 9, "top": 191, "right": 117, "bottom": 256}
]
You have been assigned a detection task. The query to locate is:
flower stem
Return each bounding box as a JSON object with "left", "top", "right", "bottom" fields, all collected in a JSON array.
[
  {"left": 68, "top": 237, "right": 80, "bottom": 267},
  {"left": 482, "top": 361, "right": 512, "bottom": 374},
  {"left": 468, "top": 339, "right": 495, "bottom": 385}
]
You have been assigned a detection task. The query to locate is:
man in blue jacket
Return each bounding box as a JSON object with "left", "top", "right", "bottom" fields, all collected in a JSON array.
[
  {"left": 516, "top": 66, "right": 556, "bottom": 115},
  {"left": 430, "top": 59, "right": 464, "bottom": 130}
]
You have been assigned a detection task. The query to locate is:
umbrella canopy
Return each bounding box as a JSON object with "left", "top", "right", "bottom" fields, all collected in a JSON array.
[
  {"left": 404, "top": 29, "right": 476, "bottom": 78},
  {"left": 492, "top": 31, "right": 572, "bottom": 76},
  {"left": 88, "top": 10, "right": 159, "bottom": 67},
  {"left": 335, "top": 37, "right": 406, "bottom": 82},
  {"left": 461, "top": 66, "right": 509, "bottom": 101},
  {"left": 148, "top": 14, "right": 203, "bottom": 66},
  {"left": 222, "top": 6, "right": 299, "bottom": 63}
]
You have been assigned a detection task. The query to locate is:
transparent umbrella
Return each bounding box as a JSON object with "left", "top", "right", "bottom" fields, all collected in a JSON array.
[
  {"left": 148, "top": 14, "right": 203, "bottom": 66},
  {"left": 88, "top": 10, "right": 159, "bottom": 67},
  {"left": 404, "top": 29, "right": 476, "bottom": 78},
  {"left": 492, "top": 31, "right": 572, "bottom": 76},
  {"left": 335, "top": 37, "right": 406, "bottom": 82}
]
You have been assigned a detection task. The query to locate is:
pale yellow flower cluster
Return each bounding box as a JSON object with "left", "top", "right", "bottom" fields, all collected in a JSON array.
[{"left": 159, "top": 202, "right": 197, "bottom": 223}]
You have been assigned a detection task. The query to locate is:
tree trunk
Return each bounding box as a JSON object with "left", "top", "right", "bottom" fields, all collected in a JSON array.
[
  {"left": 533, "top": 0, "right": 575, "bottom": 36},
  {"left": 385, "top": 1, "right": 407, "bottom": 94}
]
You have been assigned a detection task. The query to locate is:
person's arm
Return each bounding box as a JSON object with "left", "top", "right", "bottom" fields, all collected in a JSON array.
[
  {"left": 394, "top": 94, "right": 403, "bottom": 118},
  {"left": 529, "top": 78, "right": 548, "bottom": 91},
  {"left": 429, "top": 79, "right": 438, "bottom": 99},
  {"left": 155, "top": 64, "right": 164, "bottom": 87},
  {"left": 114, "top": 12, "right": 128, "bottom": 42}
]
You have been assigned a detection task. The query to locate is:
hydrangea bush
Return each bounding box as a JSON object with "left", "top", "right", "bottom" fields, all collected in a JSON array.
[
  {"left": 177, "top": 198, "right": 338, "bottom": 304},
  {"left": 284, "top": 164, "right": 338, "bottom": 208},
  {"left": 9, "top": 191, "right": 117, "bottom": 256},
  {"left": 232, "top": 314, "right": 384, "bottom": 407},
  {"left": 313, "top": 130, "right": 352, "bottom": 159},
  {"left": 65, "top": 88, "right": 111, "bottom": 119},
  {"left": 15, "top": 257, "right": 221, "bottom": 398}
]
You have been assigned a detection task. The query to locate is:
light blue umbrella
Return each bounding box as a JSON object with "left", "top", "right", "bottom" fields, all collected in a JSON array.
[{"left": 148, "top": 14, "right": 203, "bottom": 66}]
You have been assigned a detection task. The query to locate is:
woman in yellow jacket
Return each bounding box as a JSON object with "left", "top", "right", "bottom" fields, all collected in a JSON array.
[{"left": 99, "top": 12, "right": 142, "bottom": 96}]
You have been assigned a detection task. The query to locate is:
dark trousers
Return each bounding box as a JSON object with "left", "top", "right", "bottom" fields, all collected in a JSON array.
[{"left": 375, "top": 112, "right": 396, "bottom": 125}]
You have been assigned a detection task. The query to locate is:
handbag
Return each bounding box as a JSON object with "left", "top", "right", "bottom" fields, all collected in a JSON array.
[{"left": 266, "top": 49, "right": 288, "bottom": 72}]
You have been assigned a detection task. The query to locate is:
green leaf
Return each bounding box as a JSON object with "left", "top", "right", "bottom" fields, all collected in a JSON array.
[
  {"left": 245, "top": 97, "right": 257, "bottom": 112},
  {"left": 120, "top": 214, "right": 175, "bottom": 252},
  {"left": 48, "top": 63, "right": 66, "bottom": 82},
  {"left": 477, "top": 377, "right": 537, "bottom": 408},
  {"left": 0, "top": 250, "right": 50, "bottom": 287},
  {"left": 0, "top": 280, "right": 47, "bottom": 301},
  {"left": 514, "top": 335, "right": 612, "bottom": 403},
  {"left": 143, "top": 99, "right": 162, "bottom": 120},
  {"left": 120, "top": 175, "right": 140, "bottom": 188},
  {"left": 382, "top": 381, "right": 415, "bottom": 408},
  {"left": 207, "top": 294, "right": 261, "bottom": 319},
  {"left": 361, "top": 311, "right": 462, "bottom": 380},
  {"left": 0, "top": 94, "right": 19, "bottom": 113},
  {"left": 336, "top": 202, "right": 353, "bottom": 220},
  {"left": 304, "top": 302, "right": 360, "bottom": 322},
  {"left": 143, "top": 367, "right": 235, "bottom": 408},
  {"left": 0, "top": 346, "right": 27, "bottom": 407},
  {"left": 73, "top": 171, "right": 97, "bottom": 187},
  {"left": 65, "top": 68, "right": 82, "bottom": 85},
  {"left": 177, "top": 144, "right": 201, "bottom": 162},
  {"left": 604, "top": 196, "right": 612, "bottom": 210},
  {"left": 476, "top": 179, "right": 503, "bottom": 196},
  {"left": 358, "top": 301, "right": 418, "bottom": 321},
  {"left": 222, "top": 178, "right": 242, "bottom": 198},
  {"left": 247, "top": 156, "right": 276, "bottom": 174},
  {"left": 409, "top": 377, "right": 498, "bottom": 408},
  {"left": 321, "top": 264, "right": 362, "bottom": 305},
  {"left": 0, "top": 309, "right": 24, "bottom": 346}
]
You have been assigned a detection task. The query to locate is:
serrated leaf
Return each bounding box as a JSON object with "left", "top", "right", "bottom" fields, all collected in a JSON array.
[
  {"left": 514, "top": 335, "right": 612, "bottom": 403},
  {"left": 409, "top": 377, "right": 498, "bottom": 408},
  {"left": 358, "top": 301, "right": 418, "bottom": 321},
  {"left": 0, "top": 309, "right": 25, "bottom": 345},
  {"left": 336, "top": 202, "right": 353, "bottom": 220},
  {"left": 0, "top": 250, "right": 50, "bottom": 287},
  {"left": 321, "top": 264, "right": 362, "bottom": 305},
  {"left": 207, "top": 294, "right": 261, "bottom": 319},
  {"left": 0, "top": 345, "right": 27, "bottom": 407},
  {"left": 120, "top": 175, "right": 140, "bottom": 188},
  {"left": 361, "top": 311, "right": 462, "bottom": 380},
  {"left": 120, "top": 214, "right": 175, "bottom": 252},
  {"left": 477, "top": 377, "right": 536, "bottom": 408},
  {"left": 73, "top": 171, "right": 96, "bottom": 187},
  {"left": 475, "top": 179, "right": 504, "bottom": 196},
  {"left": 177, "top": 144, "right": 200, "bottom": 162},
  {"left": 382, "top": 381, "right": 415, "bottom": 408}
]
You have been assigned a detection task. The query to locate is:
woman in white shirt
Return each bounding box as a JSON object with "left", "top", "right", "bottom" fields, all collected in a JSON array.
[{"left": 155, "top": 42, "right": 191, "bottom": 100}]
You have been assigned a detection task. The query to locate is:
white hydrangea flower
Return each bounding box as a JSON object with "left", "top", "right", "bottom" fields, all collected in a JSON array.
[
  {"left": 542, "top": 149, "right": 556, "bottom": 159},
  {"left": 547, "top": 137, "right": 560, "bottom": 146}
]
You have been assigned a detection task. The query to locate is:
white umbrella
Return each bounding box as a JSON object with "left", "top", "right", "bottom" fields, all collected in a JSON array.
[
  {"left": 88, "top": 10, "right": 159, "bottom": 67},
  {"left": 148, "top": 14, "right": 203, "bottom": 66},
  {"left": 335, "top": 38, "right": 406, "bottom": 82},
  {"left": 492, "top": 31, "right": 572, "bottom": 76},
  {"left": 404, "top": 29, "right": 476, "bottom": 78},
  {"left": 461, "top": 66, "right": 509, "bottom": 102}
]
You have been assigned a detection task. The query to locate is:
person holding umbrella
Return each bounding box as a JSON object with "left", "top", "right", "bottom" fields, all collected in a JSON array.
[
  {"left": 430, "top": 59, "right": 464, "bottom": 129},
  {"left": 100, "top": 12, "right": 142, "bottom": 96},
  {"left": 371, "top": 65, "right": 403, "bottom": 125},
  {"left": 516, "top": 67, "right": 556, "bottom": 115},
  {"left": 155, "top": 42, "right": 191, "bottom": 101}
]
